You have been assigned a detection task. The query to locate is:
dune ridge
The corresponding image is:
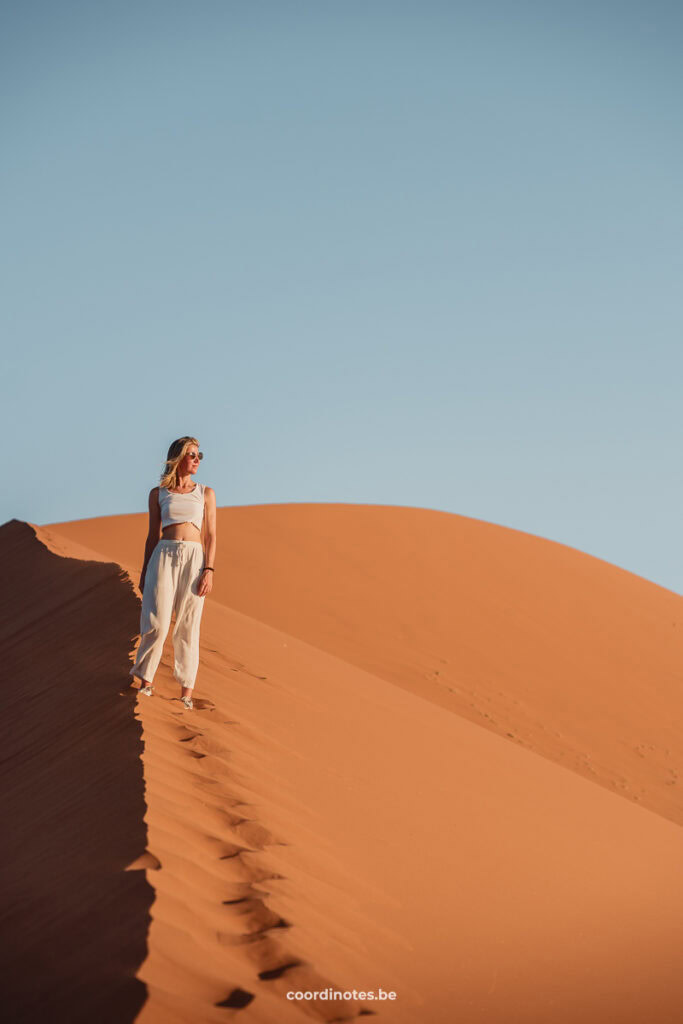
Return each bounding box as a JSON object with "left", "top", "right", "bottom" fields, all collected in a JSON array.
[{"left": 21, "top": 520, "right": 380, "bottom": 1023}]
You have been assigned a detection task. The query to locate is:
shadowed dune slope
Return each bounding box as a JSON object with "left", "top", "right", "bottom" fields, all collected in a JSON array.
[
  {"left": 0, "top": 520, "right": 151, "bottom": 1024},
  {"left": 51, "top": 502, "right": 683, "bottom": 827}
]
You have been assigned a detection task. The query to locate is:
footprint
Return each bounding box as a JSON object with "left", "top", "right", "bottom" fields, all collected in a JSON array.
[
  {"left": 194, "top": 697, "right": 216, "bottom": 711},
  {"left": 219, "top": 843, "right": 251, "bottom": 860},
  {"left": 258, "top": 960, "right": 302, "bottom": 980},
  {"left": 223, "top": 897, "right": 290, "bottom": 934},
  {"left": 215, "top": 988, "right": 255, "bottom": 1009},
  {"left": 177, "top": 697, "right": 215, "bottom": 712},
  {"left": 234, "top": 821, "right": 278, "bottom": 849},
  {"left": 125, "top": 850, "right": 161, "bottom": 871}
]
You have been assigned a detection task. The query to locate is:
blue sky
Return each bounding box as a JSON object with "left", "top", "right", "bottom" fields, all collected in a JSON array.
[{"left": 3, "top": 1, "right": 683, "bottom": 593}]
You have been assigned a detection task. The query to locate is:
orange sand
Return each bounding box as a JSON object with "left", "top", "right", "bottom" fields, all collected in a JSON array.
[{"left": 4, "top": 503, "right": 683, "bottom": 1023}]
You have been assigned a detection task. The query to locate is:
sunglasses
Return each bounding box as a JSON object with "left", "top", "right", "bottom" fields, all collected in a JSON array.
[{"left": 187, "top": 451, "right": 203, "bottom": 461}]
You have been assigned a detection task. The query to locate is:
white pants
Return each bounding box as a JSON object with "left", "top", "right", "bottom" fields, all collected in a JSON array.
[{"left": 129, "top": 539, "right": 206, "bottom": 690}]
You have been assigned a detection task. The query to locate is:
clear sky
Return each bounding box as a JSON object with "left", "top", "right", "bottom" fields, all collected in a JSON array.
[{"left": 2, "top": 1, "right": 682, "bottom": 593}]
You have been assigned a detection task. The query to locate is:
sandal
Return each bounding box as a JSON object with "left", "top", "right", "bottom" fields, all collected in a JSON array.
[
  {"left": 139, "top": 684, "right": 154, "bottom": 696},
  {"left": 180, "top": 695, "right": 193, "bottom": 710}
]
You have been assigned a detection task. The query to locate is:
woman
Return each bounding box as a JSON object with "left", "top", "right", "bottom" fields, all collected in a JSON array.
[{"left": 129, "top": 436, "right": 216, "bottom": 710}]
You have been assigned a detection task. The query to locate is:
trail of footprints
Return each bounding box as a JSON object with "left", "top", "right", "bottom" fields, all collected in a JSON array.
[{"left": 145, "top": 705, "right": 375, "bottom": 1021}]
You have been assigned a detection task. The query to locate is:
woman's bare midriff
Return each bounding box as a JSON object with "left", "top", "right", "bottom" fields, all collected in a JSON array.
[{"left": 161, "top": 523, "right": 203, "bottom": 542}]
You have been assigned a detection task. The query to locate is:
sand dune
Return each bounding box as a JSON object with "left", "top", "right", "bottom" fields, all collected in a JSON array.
[{"left": 4, "top": 503, "right": 683, "bottom": 1022}]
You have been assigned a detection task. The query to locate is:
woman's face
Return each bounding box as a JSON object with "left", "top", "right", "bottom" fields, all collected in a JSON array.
[{"left": 180, "top": 445, "right": 201, "bottom": 474}]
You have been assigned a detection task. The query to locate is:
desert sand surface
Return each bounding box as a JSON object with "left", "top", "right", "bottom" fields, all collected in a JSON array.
[{"left": 4, "top": 502, "right": 683, "bottom": 1023}]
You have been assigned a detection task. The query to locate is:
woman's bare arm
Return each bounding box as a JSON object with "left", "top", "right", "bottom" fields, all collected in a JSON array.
[
  {"left": 140, "top": 487, "right": 162, "bottom": 590},
  {"left": 198, "top": 487, "right": 217, "bottom": 596}
]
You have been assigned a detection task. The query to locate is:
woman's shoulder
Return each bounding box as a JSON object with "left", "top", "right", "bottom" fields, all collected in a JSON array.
[
  {"left": 200, "top": 483, "right": 215, "bottom": 500},
  {"left": 147, "top": 486, "right": 162, "bottom": 513}
]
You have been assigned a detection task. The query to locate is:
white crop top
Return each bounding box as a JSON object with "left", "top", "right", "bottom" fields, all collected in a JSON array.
[{"left": 159, "top": 482, "right": 205, "bottom": 532}]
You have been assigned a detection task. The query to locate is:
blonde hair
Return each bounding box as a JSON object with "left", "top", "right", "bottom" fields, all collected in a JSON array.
[{"left": 160, "top": 436, "right": 200, "bottom": 490}]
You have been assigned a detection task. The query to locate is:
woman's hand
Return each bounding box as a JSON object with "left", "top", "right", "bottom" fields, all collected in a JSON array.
[{"left": 198, "top": 568, "right": 213, "bottom": 597}]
